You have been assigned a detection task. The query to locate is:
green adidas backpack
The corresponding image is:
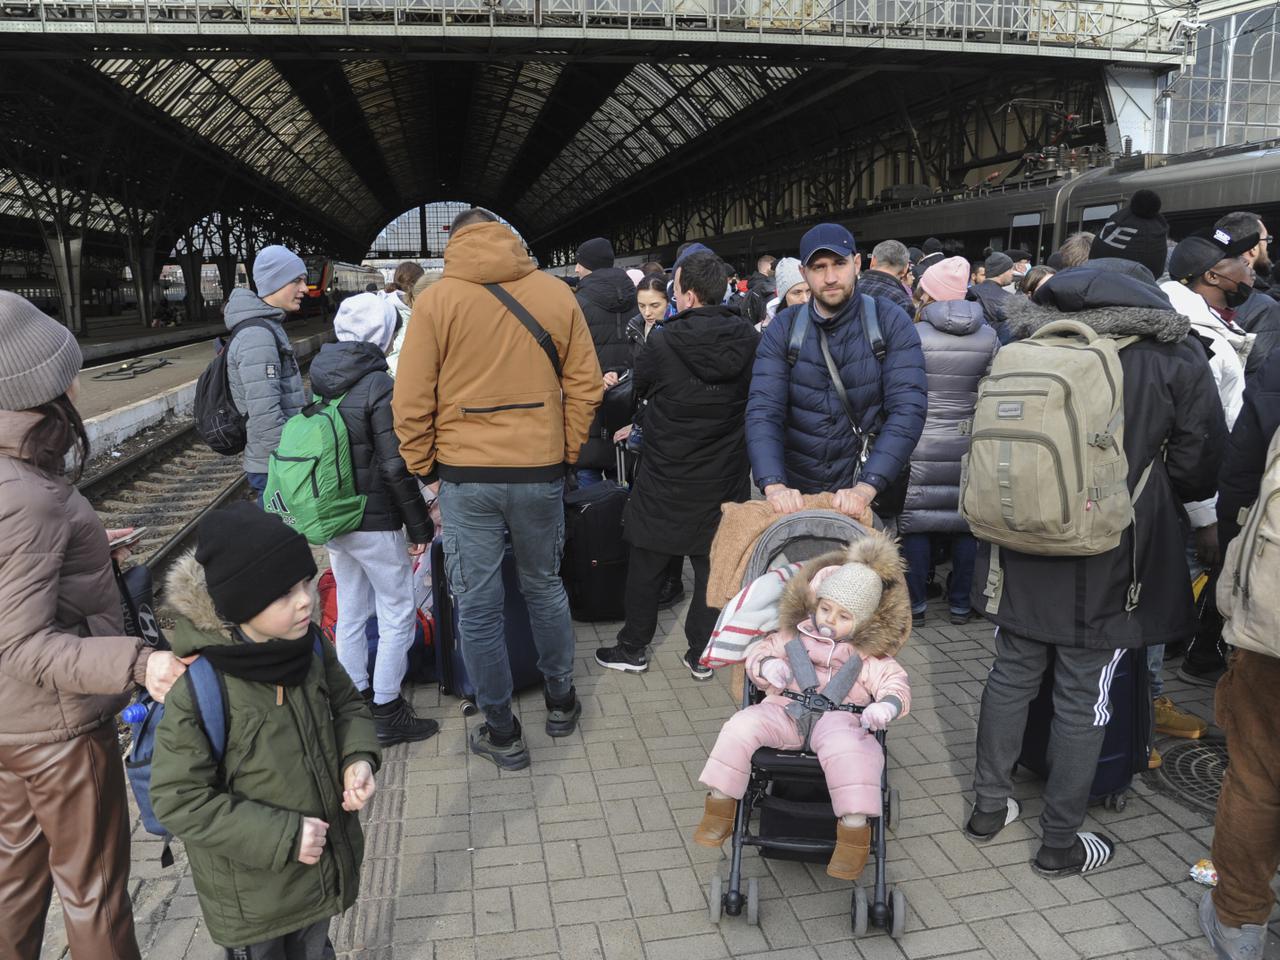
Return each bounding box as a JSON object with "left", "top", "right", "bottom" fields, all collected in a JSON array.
[{"left": 264, "top": 393, "right": 367, "bottom": 545}]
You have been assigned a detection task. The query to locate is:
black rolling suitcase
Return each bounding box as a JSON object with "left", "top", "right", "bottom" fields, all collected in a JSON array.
[
  {"left": 1017, "top": 647, "right": 1150, "bottom": 811},
  {"left": 430, "top": 537, "right": 542, "bottom": 714},
  {"left": 562, "top": 481, "right": 629, "bottom": 621}
]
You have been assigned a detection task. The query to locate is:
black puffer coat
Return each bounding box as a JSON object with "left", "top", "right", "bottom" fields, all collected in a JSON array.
[
  {"left": 576, "top": 268, "right": 637, "bottom": 374},
  {"left": 624, "top": 304, "right": 758, "bottom": 556},
  {"left": 897, "top": 300, "right": 998, "bottom": 535},
  {"left": 967, "top": 280, "right": 1012, "bottom": 342},
  {"left": 309, "top": 341, "right": 433, "bottom": 543},
  {"left": 971, "top": 265, "right": 1227, "bottom": 650}
]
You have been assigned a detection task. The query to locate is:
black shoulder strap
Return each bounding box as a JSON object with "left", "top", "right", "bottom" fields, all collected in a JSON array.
[
  {"left": 484, "top": 283, "right": 563, "bottom": 379},
  {"left": 860, "top": 294, "right": 885, "bottom": 364},
  {"left": 786, "top": 309, "right": 810, "bottom": 367}
]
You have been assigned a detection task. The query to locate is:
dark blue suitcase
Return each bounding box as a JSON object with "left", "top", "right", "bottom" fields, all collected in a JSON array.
[
  {"left": 430, "top": 536, "right": 541, "bottom": 714},
  {"left": 1017, "top": 647, "right": 1150, "bottom": 810}
]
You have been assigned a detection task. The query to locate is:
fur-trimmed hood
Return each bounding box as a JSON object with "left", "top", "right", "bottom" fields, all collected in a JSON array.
[
  {"left": 1004, "top": 263, "right": 1191, "bottom": 344},
  {"left": 163, "top": 552, "right": 235, "bottom": 654},
  {"left": 776, "top": 532, "right": 911, "bottom": 658}
]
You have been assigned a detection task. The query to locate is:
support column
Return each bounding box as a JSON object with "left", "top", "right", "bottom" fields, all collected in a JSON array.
[
  {"left": 418, "top": 203, "right": 428, "bottom": 258},
  {"left": 215, "top": 254, "right": 237, "bottom": 300},
  {"left": 178, "top": 252, "right": 205, "bottom": 325},
  {"left": 1102, "top": 66, "right": 1161, "bottom": 155},
  {"left": 44, "top": 227, "right": 84, "bottom": 336}
]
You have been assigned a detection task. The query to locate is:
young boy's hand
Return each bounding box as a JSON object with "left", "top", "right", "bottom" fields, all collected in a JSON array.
[
  {"left": 342, "top": 761, "right": 377, "bottom": 812},
  {"left": 298, "top": 817, "right": 329, "bottom": 865}
]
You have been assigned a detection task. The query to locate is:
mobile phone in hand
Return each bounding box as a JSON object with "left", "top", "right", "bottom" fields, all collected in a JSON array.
[{"left": 109, "top": 527, "right": 148, "bottom": 549}]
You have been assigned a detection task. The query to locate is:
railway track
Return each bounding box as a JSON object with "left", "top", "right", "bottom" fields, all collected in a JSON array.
[{"left": 80, "top": 422, "right": 250, "bottom": 577}]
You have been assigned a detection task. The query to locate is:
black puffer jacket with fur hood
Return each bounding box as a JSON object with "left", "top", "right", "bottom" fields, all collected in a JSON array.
[{"left": 972, "top": 262, "right": 1227, "bottom": 649}]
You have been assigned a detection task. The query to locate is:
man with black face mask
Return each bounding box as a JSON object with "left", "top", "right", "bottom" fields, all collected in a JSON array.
[{"left": 1215, "top": 211, "right": 1280, "bottom": 373}]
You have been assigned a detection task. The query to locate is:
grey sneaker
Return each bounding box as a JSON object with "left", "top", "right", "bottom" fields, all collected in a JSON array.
[
  {"left": 1200, "top": 890, "right": 1265, "bottom": 959},
  {"left": 469, "top": 720, "right": 531, "bottom": 771},
  {"left": 544, "top": 687, "right": 582, "bottom": 738}
]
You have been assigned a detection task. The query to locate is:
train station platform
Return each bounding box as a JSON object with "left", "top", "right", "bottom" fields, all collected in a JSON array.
[
  {"left": 79, "top": 318, "right": 335, "bottom": 453},
  {"left": 38, "top": 584, "right": 1232, "bottom": 960},
  {"left": 78, "top": 316, "right": 230, "bottom": 366}
]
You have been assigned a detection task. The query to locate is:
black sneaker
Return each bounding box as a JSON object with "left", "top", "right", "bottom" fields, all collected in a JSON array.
[
  {"left": 1177, "top": 662, "right": 1226, "bottom": 687},
  {"left": 949, "top": 609, "right": 973, "bottom": 625},
  {"left": 469, "top": 719, "right": 531, "bottom": 771},
  {"left": 657, "top": 577, "right": 685, "bottom": 609},
  {"left": 370, "top": 697, "right": 439, "bottom": 747},
  {"left": 545, "top": 686, "right": 582, "bottom": 738},
  {"left": 359, "top": 686, "right": 374, "bottom": 703},
  {"left": 596, "top": 644, "right": 650, "bottom": 674},
  {"left": 684, "top": 651, "right": 714, "bottom": 681},
  {"left": 912, "top": 609, "right": 927, "bottom": 627}
]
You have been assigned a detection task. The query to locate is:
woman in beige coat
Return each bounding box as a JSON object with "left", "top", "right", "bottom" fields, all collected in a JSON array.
[{"left": 0, "top": 292, "right": 188, "bottom": 960}]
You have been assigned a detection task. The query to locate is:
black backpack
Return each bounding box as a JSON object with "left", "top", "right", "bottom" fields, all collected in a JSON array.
[{"left": 194, "top": 319, "right": 276, "bottom": 455}]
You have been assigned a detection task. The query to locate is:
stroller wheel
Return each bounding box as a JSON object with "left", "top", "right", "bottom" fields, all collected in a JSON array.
[
  {"left": 889, "top": 887, "right": 907, "bottom": 939},
  {"left": 887, "top": 788, "right": 900, "bottom": 832},
  {"left": 852, "top": 885, "right": 868, "bottom": 936},
  {"left": 746, "top": 877, "right": 759, "bottom": 926},
  {"left": 708, "top": 874, "right": 722, "bottom": 923}
]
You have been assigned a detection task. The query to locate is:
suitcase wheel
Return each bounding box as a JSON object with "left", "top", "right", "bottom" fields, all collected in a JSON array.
[
  {"left": 460, "top": 700, "right": 479, "bottom": 717},
  {"left": 1102, "top": 792, "right": 1127, "bottom": 812}
]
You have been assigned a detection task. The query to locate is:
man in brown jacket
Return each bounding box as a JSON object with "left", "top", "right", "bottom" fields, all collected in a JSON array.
[{"left": 393, "top": 209, "right": 602, "bottom": 770}]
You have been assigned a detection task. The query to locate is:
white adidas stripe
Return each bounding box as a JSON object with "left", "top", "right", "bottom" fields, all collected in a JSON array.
[
  {"left": 1079, "top": 832, "right": 1113, "bottom": 873},
  {"left": 1092, "top": 649, "right": 1125, "bottom": 726}
]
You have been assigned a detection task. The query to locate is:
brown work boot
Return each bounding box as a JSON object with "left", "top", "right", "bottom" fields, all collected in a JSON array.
[
  {"left": 827, "top": 821, "right": 872, "bottom": 880},
  {"left": 693, "top": 794, "right": 737, "bottom": 847},
  {"left": 1154, "top": 696, "right": 1207, "bottom": 739}
]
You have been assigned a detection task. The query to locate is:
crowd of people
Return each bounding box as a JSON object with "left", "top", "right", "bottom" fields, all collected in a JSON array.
[{"left": 1, "top": 192, "right": 1278, "bottom": 960}]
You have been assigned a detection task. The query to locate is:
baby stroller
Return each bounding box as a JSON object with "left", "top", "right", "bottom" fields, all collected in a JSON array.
[{"left": 708, "top": 510, "right": 907, "bottom": 939}]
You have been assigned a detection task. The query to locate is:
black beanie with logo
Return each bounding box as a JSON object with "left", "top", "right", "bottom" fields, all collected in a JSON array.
[
  {"left": 196, "top": 501, "right": 317, "bottom": 625},
  {"left": 1089, "top": 190, "right": 1169, "bottom": 279}
]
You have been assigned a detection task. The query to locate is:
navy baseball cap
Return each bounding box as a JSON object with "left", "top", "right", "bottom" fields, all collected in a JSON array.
[{"left": 799, "top": 224, "right": 857, "bottom": 266}]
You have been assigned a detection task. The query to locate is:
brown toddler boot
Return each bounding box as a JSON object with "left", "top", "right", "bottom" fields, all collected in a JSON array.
[
  {"left": 827, "top": 820, "right": 871, "bottom": 880},
  {"left": 693, "top": 794, "right": 738, "bottom": 847}
]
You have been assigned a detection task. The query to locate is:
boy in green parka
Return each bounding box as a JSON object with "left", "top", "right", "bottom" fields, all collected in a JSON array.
[{"left": 151, "top": 502, "right": 382, "bottom": 959}]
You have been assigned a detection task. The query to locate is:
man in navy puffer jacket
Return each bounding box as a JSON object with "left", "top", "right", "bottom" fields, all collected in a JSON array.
[{"left": 747, "top": 224, "right": 927, "bottom": 519}]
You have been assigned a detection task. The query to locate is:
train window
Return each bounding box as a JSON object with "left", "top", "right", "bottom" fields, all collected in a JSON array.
[
  {"left": 1008, "top": 212, "right": 1044, "bottom": 262},
  {"left": 1080, "top": 204, "right": 1119, "bottom": 234}
]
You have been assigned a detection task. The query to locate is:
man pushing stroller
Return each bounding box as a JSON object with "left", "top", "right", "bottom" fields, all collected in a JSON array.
[{"left": 693, "top": 533, "right": 911, "bottom": 881}]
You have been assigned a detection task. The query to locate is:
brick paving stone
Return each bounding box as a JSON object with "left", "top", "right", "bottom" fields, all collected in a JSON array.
[{"left": 1064, "top": 922, "right": 1152, "bottom": 958}]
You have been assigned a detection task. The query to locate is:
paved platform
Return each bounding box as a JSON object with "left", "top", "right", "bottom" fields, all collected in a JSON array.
[
  {"left": 78, "top": 318, "right": 335, "bottom": 452},
  {"left": 78, "top": 316, "right": 229, "bottom": 365},
  {"left": 40, "top": 582, "right": 1249, "bottom": 960}
]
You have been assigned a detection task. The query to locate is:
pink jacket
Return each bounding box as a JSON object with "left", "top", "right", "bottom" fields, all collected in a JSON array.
[{"left": 744, "top": 619, "right": 911, "bottom": 718}]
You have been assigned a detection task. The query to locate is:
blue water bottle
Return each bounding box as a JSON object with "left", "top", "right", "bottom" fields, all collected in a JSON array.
[{"left": 121, "top": 703, "right": 148, "bottom": 724}]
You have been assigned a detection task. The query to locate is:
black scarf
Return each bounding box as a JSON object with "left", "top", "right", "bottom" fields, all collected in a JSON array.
[{"left": 198, "top": 631, "right": 315, "bottom": 687}]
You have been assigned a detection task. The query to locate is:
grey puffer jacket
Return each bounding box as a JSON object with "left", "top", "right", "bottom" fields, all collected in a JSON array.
[
  {"left": 223, "top": 289, "right": 306, "bottom": 473},
  {"left": 897, "top": 300, "right": 998, "bottom": 535}
]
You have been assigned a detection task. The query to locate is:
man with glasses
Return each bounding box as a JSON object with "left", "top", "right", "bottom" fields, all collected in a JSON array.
[{"left": 1214, "top": 211, "right": 1280, "bottom": 374}]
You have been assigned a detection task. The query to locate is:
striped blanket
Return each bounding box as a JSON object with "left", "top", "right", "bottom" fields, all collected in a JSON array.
[{"left": 699, "top": 561, "right": 802, "bottom": 668}]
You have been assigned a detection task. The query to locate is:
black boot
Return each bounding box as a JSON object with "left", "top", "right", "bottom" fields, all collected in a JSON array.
[
  {"left": 656, "top": 577, "right": 685, "bottom": 609},
  {"left": 371, "top": 697, "right": 439, "bottom": 747},
  {"left": 545, "top": 686, "right": 582, "bottom": 738}
]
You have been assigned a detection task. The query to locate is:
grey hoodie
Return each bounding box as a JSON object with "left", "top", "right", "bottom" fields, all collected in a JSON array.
[{"left": 222, "top": 288, "right": 306, "bottom": 473}]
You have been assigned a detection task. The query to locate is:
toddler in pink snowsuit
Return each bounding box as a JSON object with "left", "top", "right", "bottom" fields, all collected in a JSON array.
[{"left": 693, "top": 534, "right": 912, "bottom": 880}]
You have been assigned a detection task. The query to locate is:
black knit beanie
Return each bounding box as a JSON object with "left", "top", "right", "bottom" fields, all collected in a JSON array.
[
  {"left": 576, "top": 237, "right": 615, "bottom": 271},
  {"left": 196, "top": 501, "right": 317, "bottom": 625},
  {"left": 1089, "top": 190, "right": 1168, "bottom": 278}
]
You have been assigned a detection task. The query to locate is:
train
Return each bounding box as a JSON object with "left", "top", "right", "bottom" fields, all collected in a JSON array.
[
  {"left": 300, "top": 257, "right": 385, "bottom": 319},
  {"left": 697, "top": 139, "right": 1280, "bottom": 270}
]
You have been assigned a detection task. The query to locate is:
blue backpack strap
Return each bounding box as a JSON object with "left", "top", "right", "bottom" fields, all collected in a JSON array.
[
  {"left": 187, "top": 657, "right": 228, "bottom": 764},
  {"left": 860, "top": 294, "right": 885, "bottom": 364},
  {"left": 786, "top": 308, "right": 810, "bottom": 367},
  {"left": 313, "top": 634, "right": 325, "bottom": 658}
]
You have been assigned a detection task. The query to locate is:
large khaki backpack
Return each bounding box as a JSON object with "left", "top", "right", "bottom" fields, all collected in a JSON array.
[
  {"left": 1217, "top": 426, "right": 1280, "bottom": 659},
  {"left": 960, "top": 319, "right": 1153, "bottom": 564}
]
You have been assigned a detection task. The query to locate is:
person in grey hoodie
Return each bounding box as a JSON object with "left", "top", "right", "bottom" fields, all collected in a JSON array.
[{"left": 224, "top": 245, "right": 309, "bottom": 504}]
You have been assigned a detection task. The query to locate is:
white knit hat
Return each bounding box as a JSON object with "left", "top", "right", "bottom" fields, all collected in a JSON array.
[
  {"left": 774, "top": 257, "right": 805, "bottom": 304},
  {"left": 334, "top": 292, "right": 399, "bottom": 354},
  {"left": 815, "top": 562, "right": 883, "bottom": 632}
]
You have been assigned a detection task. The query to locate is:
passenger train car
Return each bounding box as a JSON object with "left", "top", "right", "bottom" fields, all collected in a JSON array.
[
  {"left": 300, "top": 257, "right": 384, "bottom": 319},
  {"left": 714, "top": 140, "right": 1280, "bottom": 267}
]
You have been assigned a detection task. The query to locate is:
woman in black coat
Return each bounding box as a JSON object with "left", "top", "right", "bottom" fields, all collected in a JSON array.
[{"left": 595, "top": 253, "right": 758, "bottom": 680}]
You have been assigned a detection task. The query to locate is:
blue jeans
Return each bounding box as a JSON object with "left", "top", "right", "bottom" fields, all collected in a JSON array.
[
  {"left": 245, "top": 471, "right": 267, "bottom": 508},
  {"left": 576, "top": 468, "right": 604, "bottom": 489},
  {"left": 900, "top": 532, "right": 978, "bottom": 615},
  {"left": 437, "top": 479, "right": 573, "bottom": 732}
]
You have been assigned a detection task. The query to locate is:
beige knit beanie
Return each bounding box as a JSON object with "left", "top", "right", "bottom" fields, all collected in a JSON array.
[
  {"left": 0, "top": 291, "right": 82, "bottom": 411},
  {"left": 815, "top": 562, "right": 883, "bottom": 632}
]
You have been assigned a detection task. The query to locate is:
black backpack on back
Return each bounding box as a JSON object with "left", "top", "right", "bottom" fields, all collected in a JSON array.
[{"left": 194, "top": 319, "right": 276, "bottom": 455}]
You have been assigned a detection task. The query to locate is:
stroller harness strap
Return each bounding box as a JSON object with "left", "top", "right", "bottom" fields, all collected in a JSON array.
[{"left": 782, "top": 637, "right": 864, "bottom": 724}]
